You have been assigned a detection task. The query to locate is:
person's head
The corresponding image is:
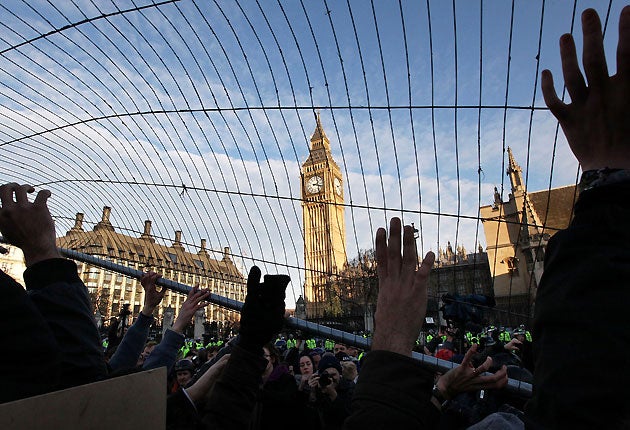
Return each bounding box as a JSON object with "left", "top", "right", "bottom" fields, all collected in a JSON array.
[
  {"left": 309, "top": 348, "right": 324, "bottom": 367},
  {"left": 445, "top": 327, "right": 457, "bottom": 340},
  {"left": 137, "top": 341, "right": 158, "bottom": 366},
  {"left": 174, "top": 359, "right": 195, "bottom": 387},
  {"left": 274, "top": 339, "right": 287, "bottom": 354},
  {"left": 346, "top": 346, "right": 359, "bottom": 358},
  {"left": 513, "top": 327, "right": 526, "bottom": 343},
  {"left": 263, "top": 342, "right": 281, "bottom": 367},
  {"left": 298, "top": 354, "right": 315, "bottom": 376},
  {"left": 333, "top": 343, "right": 347, "bottom": 355},
  {"left": 196, "top": 348, "right": 208, "bottom": 364},
  {"left": 318, "top": 355, "right": 342, "bottom": 388},
  {"left": 341, "top": 360, "right": 357, "bottom": 381}
]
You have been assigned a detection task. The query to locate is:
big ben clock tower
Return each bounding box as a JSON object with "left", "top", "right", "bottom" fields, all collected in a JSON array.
[{"left": 301, "top": 114, "right": 347, "bottom": 318}]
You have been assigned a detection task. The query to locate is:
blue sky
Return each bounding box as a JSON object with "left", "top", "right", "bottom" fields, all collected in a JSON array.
[{"left": 0, "top": 0, "right": 624, "bottom": 306}]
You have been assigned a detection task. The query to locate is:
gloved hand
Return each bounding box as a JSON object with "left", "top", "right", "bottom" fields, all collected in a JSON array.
[{"left": 238, "top": 266, "right": 289, "bottom": 353}]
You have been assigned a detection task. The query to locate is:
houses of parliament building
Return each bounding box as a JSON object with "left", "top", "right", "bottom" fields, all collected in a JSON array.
[{"left": 55, "top": 210, "right": 246, "bottom": 325}]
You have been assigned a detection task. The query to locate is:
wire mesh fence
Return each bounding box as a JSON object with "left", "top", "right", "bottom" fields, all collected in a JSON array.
[{"left": 0, "top": 0, "right": 622, "bottom": 396}]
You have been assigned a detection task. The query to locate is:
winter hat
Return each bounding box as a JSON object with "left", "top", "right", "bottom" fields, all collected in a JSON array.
[
  {"left": 335, "top": 352, "right": 352, "bottom": 362},
  {"left": 309, "top": 347, "right": 325, "bottom": 357},
  {"left": 318, "top": 354, "right": 342, "bottom": 374},
  {"left": 174, "top": 358, "right": 195, "bottom": 372}
]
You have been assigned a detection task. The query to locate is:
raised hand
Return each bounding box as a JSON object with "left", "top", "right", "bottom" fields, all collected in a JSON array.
[
  {"left": 172, "top": 286, "right": 210, "bottom": 334},
  {"left": 435, "top": 344, "right": 508, "bottom": 400},
  {"left": 238, "top": 266, "right": 289, "bottom": 353},
  {"left": 503, "top": 338, "right": 523, "bottom": 352},
  {"left": 140, "top": 271, "right": 166, "bottom": 316},
  {"left": 542, "top": 7, "right": 630, "bottom": 171},
  {"left": 373, "top": 217, "right": 435, "bottom": 357},
  {"left": 0, "top": 183, "right": 60, "bottom": 267}
]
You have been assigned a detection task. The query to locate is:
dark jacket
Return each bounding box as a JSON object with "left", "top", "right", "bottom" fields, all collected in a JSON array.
[
  {"left": 144, "top": 328, "right": 185, "bottom": 372},
  {"left": 253, "top": 366, "right": 301, "bottom": 430},
  {"left": 108, "top": 311, "right": 154, "bottom": 371},
  {"left": 0, "top": 269, "right": 61, "bottom": 402},
  {"left": 344, "top": 350, "right": 440, "bottom": 430},
  {"left": 167, "top": 388, "right": 204, "bottom": 430},
  {"left": 166, "top": 343, "right": 268, "bottom": 430},
  {"left": 525, "top": 182, "right": 630, "bottom": 429},
  {"left": 25, "top": 258, "right": 107, "bottom": 389},
  {"left": 305, "top": 375, "right": 354, "bottom": 430},
  {"left": 202, "top": 344, "right": 269, "bottom": 429}
]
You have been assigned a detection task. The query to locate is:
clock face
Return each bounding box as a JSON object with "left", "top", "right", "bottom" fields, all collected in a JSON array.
[
  {"left": 334, "top": 177, "right": 342, "bottom": 196},
  {"left": 306, "top": 175, "right": 324, "bottom": 194}
]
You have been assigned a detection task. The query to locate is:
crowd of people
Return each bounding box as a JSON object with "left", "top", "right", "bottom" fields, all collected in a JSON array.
[{"left": 0, "top": 6, "right": 629, "bottom": 428}]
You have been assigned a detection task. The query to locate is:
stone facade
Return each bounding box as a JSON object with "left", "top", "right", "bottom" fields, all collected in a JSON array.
[
  {"left": 56, "top": 208, "right": 245, "bottom": 325},
  {"left": 480, "top": 148, "right": 577, "bottom": 324},
  {"left": 0, "top": 244, "right": 26, "bottom": 286},
  {"left": 424, "top": 243, "right": 494, "bottom": 325}
]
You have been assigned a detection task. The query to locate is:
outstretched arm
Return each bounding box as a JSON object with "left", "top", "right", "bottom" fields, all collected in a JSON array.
[
  {"left": 527, "top": 7, "right": 630, "bottom": 428},
  {"left": 345, "top": 218, "right": 439, "bottom": 430},
  {"left": 542, "top": 8, "right": 630, "bottom": 172},
  {"left": 143, "top": 286, "right": 209, "bottom": 372},
  {"left": 372, "top": 217, "right": 435, "bottom": 357},
  {"left": 109, "top": 272, "right": 165, "bottom": 371},
  {"left": 201, "top": 266, "right": 289, "bottom": 430},
  {"left": 0, "top": 183, "right": 106, "bottom": 387}
]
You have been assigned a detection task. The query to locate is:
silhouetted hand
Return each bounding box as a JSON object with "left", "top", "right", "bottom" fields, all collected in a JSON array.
[
  {"left": 372, "top": 217, "right": 435, "bottom": 357},
  {"left": 436, "top": 344, "right": 508, "bottom": 400},
  {"left": 239, "top": 266, "right": 289, "bottom": 353},
  {"left": 172, "top": 286, "right": 210, "bottom": 334},
  {"left": 504, "top": 338, "right": 523, "bottom": 352},
  {"left": 140, "top": 271, "right": 165, "bottom": 316},
  {"left": 0, "top": 183, "right": 60, "bottom": 267},
  {"left": 542, "top": 7, "right": 630, "bottom": 171}
]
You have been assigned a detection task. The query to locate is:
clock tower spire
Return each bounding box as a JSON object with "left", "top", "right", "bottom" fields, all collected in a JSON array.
[{"left": 301, "top": 114, "right": 347, "bottom": 318}]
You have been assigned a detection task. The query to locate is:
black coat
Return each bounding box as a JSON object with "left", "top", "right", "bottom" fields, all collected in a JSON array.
[
  {"left": 0, "top": 258, "right": 107, "bottom": 403},
  {"left": 343, "top": 350, "right": 440, "bottom": 430},
  {"left": 166, "top": 344, "right": 269, "bottom": 430},
  {"left": 525, "top": 183, "right": 630, "bottom": 428}
]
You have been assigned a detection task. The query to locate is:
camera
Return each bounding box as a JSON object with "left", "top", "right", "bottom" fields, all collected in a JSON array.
[{"left": 319, "top": 372, "right": 332, "bottom": 387}]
